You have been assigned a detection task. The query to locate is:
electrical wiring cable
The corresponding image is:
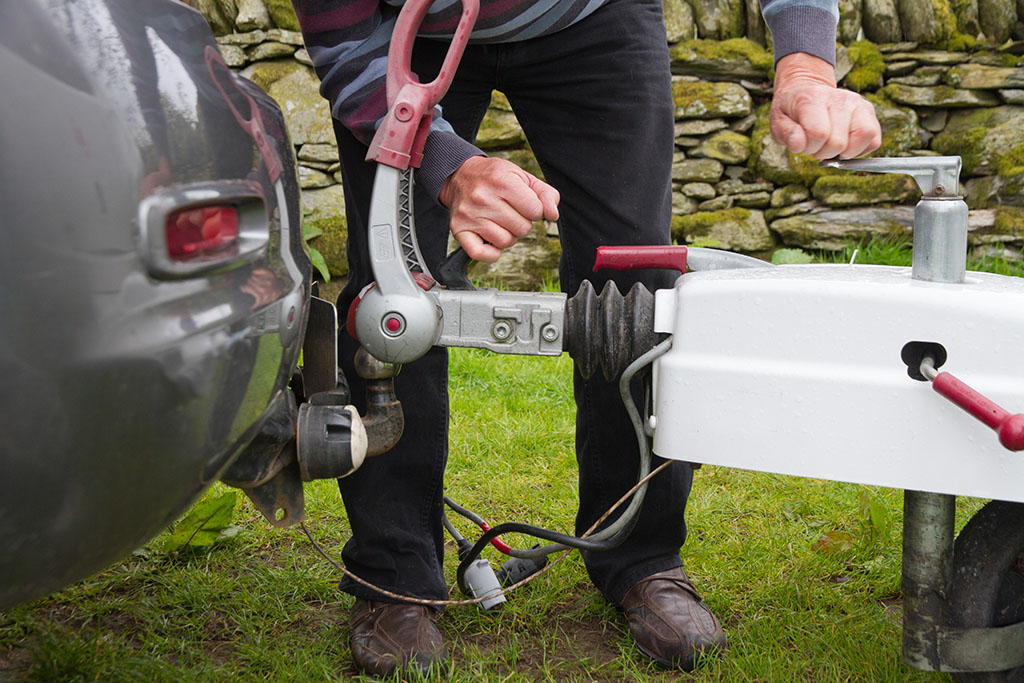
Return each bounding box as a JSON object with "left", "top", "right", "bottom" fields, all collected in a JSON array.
[
  {"left": 444, "top": 496, "right": 514, "bottom": 555},
  {"left": 300, "top": 338, "right": 675, "bottom": 606},
  {"left": 454, "top": 338, "right": 674, "bottom": 594}
]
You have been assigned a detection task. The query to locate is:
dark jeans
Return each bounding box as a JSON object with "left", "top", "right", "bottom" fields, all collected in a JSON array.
[{"left": 333, "top": 0, "right": 693, "bottom": 605}]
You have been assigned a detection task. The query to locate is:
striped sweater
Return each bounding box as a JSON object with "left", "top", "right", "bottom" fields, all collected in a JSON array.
[{"left": 290, "top": 0, "right": 839, "bottom": 200}]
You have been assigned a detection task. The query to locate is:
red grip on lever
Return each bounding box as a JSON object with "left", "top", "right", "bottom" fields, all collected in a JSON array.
[
  {"left": 366, "top": 0, "right": 480, "bottom": 169},
  {"left": 932, "top": 372, "right": 1024, "bottom": 451},
  {"left": 593, "top": 246, "right": 688, "bottom": 274}
]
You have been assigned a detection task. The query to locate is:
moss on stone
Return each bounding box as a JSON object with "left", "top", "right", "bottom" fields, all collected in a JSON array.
[
  {"left": 671, "top": 207, "right": 752, "bottom": 240},
  {"left": 929, "top": 84, "right": 966, "bottom": 101},
  {"left": 947, "top": 0, "right": 980, "bottom": 34},
  {"left": 476, "top": 109, "right": 526, "bottom": 149},
  {"left": 670, "top": 38, "right": 774, "bottom": 72},
  {"left": 490, "top": 90, "right": 513, "bottom": 112},
  {"left": 687, "top": 236, "right": 727, "bottom": 248},
  {"left": 994, "top": 206, "right": 1024, "bottom": 236},
  {"left": 266, "top": 0, "right": 300, "bottom": 30},
  {"left": 943, "top": 32, "right": 977, "bottom": 50},
  {"left": 932, "top": 108, "right": 994, "bottom": 174},
  {"left": 929, "top": 0, "right": 961, "bottom": 46},
  {"left": 811, "top": 173, "right": 921, "bottom": 205},
  {"left": 771, "top": 183, "right": 811, "bottom": 207},
  {"left": 698, "top": 130, "right": 751, "bottom": 164},
  {"left": 844, "top": 41, "right": 885, "bottom": 92},
  {"left": 245, "top": 60, "right": 299, "bottom": 91},
  {"left": 747, "top": 103, "right": 771, "bottom": 164},
  {"left": 789, "top": 152, "right": 831, "bottom": 186},
  {"left": 939, "top": 126, "right": 987, "bottom": 174},
  {"left": 672, "top": 80, "right": 751, "bottom": 119},
  {"left": 997, "top": 141, "right": 1024, "bottom": 175}
]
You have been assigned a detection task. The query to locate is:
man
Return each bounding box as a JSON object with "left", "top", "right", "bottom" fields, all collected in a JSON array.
[{"left": 290, "top": 0, "right": 881, "bottom": 676}]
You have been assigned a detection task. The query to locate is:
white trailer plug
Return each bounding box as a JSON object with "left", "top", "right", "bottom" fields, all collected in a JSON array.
[
  {"left": 454, "top": 537, "right": 506, "bottom": 610},
  {"left": 462, "top": 557, "right": 506, "bottom": 609}
]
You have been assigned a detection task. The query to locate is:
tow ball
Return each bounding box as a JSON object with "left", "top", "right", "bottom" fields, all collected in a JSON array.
[{"left": 220, "top": 303, "right": 405, "bottom": 527}]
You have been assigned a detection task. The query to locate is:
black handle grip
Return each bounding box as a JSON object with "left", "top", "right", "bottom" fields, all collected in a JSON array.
[{"left": 435, "top": 246, "right": 477, "bottom": 291}]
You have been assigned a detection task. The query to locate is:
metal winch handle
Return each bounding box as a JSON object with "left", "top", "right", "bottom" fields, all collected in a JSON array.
[
  {"left": 920, "top": 356, "right": 1024, "bottom": 452},
  {"left": 821, "top": 156, "right": 962, "bottom": 198},
  {"left": 822, "top": 156, "right": 968, "bottom": 284}
]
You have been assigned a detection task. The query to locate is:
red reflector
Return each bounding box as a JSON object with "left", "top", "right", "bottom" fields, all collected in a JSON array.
[{"left": 166, "top": 206, "right": 239, "bottom": 259}]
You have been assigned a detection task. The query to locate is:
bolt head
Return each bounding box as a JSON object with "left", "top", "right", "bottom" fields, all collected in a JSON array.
[{"left": 491, "top": 320, "right": 514, "bottom": 341}]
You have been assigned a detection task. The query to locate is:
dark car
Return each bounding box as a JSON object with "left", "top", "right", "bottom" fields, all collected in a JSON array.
[{"left": 0, "top": 0, "right": 315, "bottom": 608}]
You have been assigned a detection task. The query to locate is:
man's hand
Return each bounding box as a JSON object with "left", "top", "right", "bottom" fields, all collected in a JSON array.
[
  {"left": 770, "top": 52, "right": 882, "bottom": 159},
  {"left": 439, "top": 156, "right": 560, "bottom": 263}
]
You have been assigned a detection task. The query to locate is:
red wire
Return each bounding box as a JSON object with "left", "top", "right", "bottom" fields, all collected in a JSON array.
[{"left": 479, "top": 521, "right": 513, "bottom": 555}]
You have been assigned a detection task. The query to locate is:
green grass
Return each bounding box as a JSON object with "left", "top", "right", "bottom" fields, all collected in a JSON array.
[
  {"left": 818, "top": 237, "right": 1024, "bottom": 277},
  {"left": 3, "top": 237, "right": 1016, "bottom": 680}
]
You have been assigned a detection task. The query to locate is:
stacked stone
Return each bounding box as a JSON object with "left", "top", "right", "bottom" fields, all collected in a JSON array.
[{"left": 199, "top": 0, "right": 1024, "bottom": 286}]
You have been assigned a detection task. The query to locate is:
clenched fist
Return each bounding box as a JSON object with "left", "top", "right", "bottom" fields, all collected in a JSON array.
[
  {"left": 439, "top": 156, "right": 560, "bottom": 263},
  {"left": 770, "top": 52, "right": 882, "bottom": 160}
]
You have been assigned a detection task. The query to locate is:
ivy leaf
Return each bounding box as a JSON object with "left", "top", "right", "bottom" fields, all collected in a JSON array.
[
  {"left": 813, "top": 530, "right": 854, "bottom": 555},
  {"left": 163, "top": 491, "right": 237, "bottom": 553},
  {"left": 309, "top": 246, "right": 331, "bottom": 283},
  {"left": 303, "top": 223, "right": 324, "bottom": 240}
]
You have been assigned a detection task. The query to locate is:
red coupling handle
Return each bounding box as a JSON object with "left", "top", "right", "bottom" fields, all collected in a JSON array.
[
  {"left": 366, "top": 0, "right": 479, "bottom": 169},
  {"left": 931, "top": 371, "right": 1024, "bottom": 451},
  {"left": 593, "top": 246, "right": 688, "bottom": 274}
]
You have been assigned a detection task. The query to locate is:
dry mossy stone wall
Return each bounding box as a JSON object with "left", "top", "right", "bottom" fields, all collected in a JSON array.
[{"left": 196, "top": 0, "right": 1024, "bottom": 289}]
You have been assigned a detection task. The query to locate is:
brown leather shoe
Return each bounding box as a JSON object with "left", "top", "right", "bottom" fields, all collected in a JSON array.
[
  {"left": 620, "top": 567, "right": 727, "bottom": 670},
  {"left": 349, "top": 599, "right": 448, "bottom": 678}
]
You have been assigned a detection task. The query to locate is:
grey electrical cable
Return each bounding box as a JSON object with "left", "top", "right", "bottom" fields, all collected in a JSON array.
[{"left": 515, "top": 337, "right": 674, "bottom": 560}]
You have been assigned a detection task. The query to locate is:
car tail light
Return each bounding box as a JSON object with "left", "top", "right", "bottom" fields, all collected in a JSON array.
[
  {"left": 140, "top": 181, "right": 268, "bottom": 279},
  {"left": 166, "top": 205, "right": 239, "bottom": 260}
]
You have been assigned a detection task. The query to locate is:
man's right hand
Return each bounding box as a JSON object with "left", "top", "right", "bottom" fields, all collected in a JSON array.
[{"left": 439, "top": 156, "right": 560, "bottom": 263}]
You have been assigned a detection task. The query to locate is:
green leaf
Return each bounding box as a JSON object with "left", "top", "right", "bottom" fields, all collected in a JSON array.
[
  {"left": 772, "top": 248, "right": 814, "bottom": 265},
  {"left": 163, "top": 491, "right": 238, "bottom": 553},
  {"left": 858, "top": 489, "right": 890, "bottom": 540},
  {"left": 309, "top": 247, "right": 331, "bottom": 283},
  {"left": 303, "top": 223, "right": 324, "bottom": 240},
  {"left": 813, "top": 530, "right": 854, "bottom": 554}
]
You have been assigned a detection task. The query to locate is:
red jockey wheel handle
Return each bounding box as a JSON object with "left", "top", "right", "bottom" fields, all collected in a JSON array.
[
  {"left": 366, "top": 0, "right": 480, "bottom": 169},
  {"left": 930, "top": 371, "right": 1024, "bottom": 451}
]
